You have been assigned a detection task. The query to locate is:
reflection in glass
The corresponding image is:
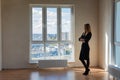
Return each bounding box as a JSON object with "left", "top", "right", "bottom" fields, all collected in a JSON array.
[
  {"left": 32, "top": 8, "right": 42, "bottom": 41},
  {"left": 47, "top": 8, "right": 57, "bottom": 41},
  {"left": 61, "top": 8, "right": 71, "bottom": 41},
  {"left": 31, "top": 44, "right": 44, "bottom": 60}
]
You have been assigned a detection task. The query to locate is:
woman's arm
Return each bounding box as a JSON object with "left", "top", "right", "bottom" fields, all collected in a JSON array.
[
  {"left": 79, "top": 32, "right": 85, "bottom": 42},
  {"left": 84, "top": 32, "right": 92, "bottom": 42}
]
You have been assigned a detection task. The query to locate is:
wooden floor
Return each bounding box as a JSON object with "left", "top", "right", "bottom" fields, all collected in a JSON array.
[{"left": 0, "top": 68, "right": 113, "bottom": 80}]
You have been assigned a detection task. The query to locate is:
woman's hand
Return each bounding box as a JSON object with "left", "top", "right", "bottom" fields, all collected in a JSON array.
[{"left": 79, "top": 39, "right": 85, "bottom": 43}]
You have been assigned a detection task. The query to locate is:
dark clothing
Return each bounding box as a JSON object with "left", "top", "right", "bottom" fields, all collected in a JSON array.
[
  {"left": 79, "top": 32, "right": 92, "bottom": 60},
  {"left": 79, "top": 32, "right": 92, "bottom": 71}
]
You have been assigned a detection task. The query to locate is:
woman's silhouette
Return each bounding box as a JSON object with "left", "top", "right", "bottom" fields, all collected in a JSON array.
[{"left": 79, "top": 23, "right": 92, "bottom": 75}]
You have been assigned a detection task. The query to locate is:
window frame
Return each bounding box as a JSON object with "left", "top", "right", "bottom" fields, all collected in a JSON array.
[
  {"left": 29, "top": 4, "right": 75, "bottom": 63},
  {"left": 112, "top": 0, "right": 120, "bottom": 66}
]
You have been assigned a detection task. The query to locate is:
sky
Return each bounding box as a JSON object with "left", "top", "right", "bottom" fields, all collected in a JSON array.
[{"left": 32, "top": 7, "right": 71, "bottom": 34}]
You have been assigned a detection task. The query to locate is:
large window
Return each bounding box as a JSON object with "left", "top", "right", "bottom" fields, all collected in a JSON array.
[
  {"left": 30, "top": 5, "right": 74, "bottom": 63},
  {"left": 114, "top": 0, "right": 120, "bottom": 67}
]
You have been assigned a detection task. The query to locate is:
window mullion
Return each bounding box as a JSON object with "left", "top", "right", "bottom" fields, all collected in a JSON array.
[
  {"left": 43, "top": 7, "right": 47, "bottom": 43},
  {"left": 57, "top": 7, "right": 61, "bottom": 42},
  {"left": 71, "top": 7, "right": 74, "bottom": 43},
  {"left": 57, "top": 7, "right": 61, "bottom": 58},
  {"left": 43, "top": 7, "right": 47, "bottom": 59}
]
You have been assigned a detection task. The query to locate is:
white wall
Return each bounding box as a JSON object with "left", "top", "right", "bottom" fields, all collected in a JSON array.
[
  {"left": 98, "top": 0, "right": 113, "bottom": 69},
  {"left": 2, "top": 0, "right": 98, "bottom": 69},
  {"left": 0, "top": 0, "right": 1, "bottom": 71}
]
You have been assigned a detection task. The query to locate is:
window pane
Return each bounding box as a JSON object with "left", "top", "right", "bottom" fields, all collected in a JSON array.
[
  {"left": 31, "top": 44, "right": 44, "bottom": 60},
  {"left": 32, "top": 8, "right": 43, "bottom": 41},
  {"left": 47, "top": 8, "right": 57, "bottom": 41},
  {"left": 115, "top": 2, "right": 120, "bottom": 42},
  {"left": 115, "top": 45, "right": 120, "bottom": 67},
  {"left": 60, "top": 43, "right": 74, "bottom": 62},
  {"left": 45, "top": 43, "right": 59, "bottom": 59},
  {"left": 61, "top": 8, "right": 72, "bottom": 41},
  {"left": 114, "top": 1, "right": 120, "bottom": 68}
]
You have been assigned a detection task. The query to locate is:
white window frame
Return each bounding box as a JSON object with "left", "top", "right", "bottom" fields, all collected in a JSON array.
[{"left": 29, "top": 4, "right": 75, "bottom": 63}]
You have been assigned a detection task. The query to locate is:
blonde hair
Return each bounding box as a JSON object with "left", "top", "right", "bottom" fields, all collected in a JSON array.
[{"left": 84, "top": 23, "right": 91, "bottom": 33}]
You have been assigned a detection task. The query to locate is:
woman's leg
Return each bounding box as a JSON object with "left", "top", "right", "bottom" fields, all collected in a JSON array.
[
  {"left": 83, "top": 59, "right": 90, "bottom": 75},
  {"left": 80, "top": 58, "right": 90, "bottom": 75},
  {"left": 80, "top": 58, "right": 87, "bottom": 70},
  {"left": 86, "top": 59, "right": 90, "bottom": 69}
]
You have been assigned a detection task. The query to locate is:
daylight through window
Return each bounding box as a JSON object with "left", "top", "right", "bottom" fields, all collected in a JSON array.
[{"left": 30, "top": 5, "right": 74, "bottom": 63}]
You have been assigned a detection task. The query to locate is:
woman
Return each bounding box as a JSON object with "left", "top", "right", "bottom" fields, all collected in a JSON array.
[{"left": 79, "top": 23, "right": 92, "bottom": 75}]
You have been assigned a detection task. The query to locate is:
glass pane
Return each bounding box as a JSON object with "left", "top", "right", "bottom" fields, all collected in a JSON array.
[
  {"left": 32, "top": 8, "right": 42, "bottom": 41},
  {"left": 115, "top": 45, "right": 120, "bottom": 67},
  {"left": 115, "top": 2, "right": 120, "bottom": 42},
  {"left": 45, "top": 43, "right": 59, "bottom": 59},
  {"left": 60, "top": 43, "right": 74, "bottom": 62},
  {"left": 61, "top": 8, "right": 72, "bottom": 41},
  {"left": 31, "top": 44, "right": 44, "bottom": 60},
  {"left": 47, "top": 8, "right": 57, "bottom": 41}
]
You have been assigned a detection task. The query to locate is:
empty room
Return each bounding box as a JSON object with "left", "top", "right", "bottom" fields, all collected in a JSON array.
[{"left": 0, "top": 0, "right": 120, "bottom": 80}]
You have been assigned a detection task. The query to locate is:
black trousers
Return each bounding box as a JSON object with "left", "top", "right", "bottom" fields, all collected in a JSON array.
[{"left": 80, "top": 58, "right": 90, "bottom": 70}]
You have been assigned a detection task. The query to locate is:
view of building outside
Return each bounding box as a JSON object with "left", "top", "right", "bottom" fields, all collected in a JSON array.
[{"left": 30, "top": 6, "right": 74, "bottom": 62}]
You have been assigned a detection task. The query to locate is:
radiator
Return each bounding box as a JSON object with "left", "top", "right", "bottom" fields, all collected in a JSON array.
[
  {"left": 108, "top": 65, "right": 120, "bottom": 79},
  {"left": 38, "top": 60, "right": 67, "bottom": 68}
]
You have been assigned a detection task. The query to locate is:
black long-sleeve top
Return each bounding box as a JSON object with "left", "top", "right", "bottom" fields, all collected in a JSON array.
[{"left": 79, "top": 32, "right": 92, "bottom": 43}]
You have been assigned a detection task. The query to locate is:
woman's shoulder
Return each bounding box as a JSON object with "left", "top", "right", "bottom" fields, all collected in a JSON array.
[
  {"left": 88, "top": 32, "right": 92, "bottom": 34},
  {"left": 87, "top": 32, "right": 92, "bottom": 36},
  {"left": 82, "top": 32, "right": 85, "bottom": 35}
]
